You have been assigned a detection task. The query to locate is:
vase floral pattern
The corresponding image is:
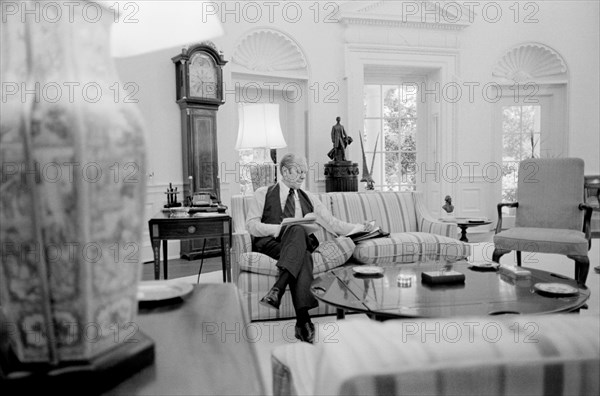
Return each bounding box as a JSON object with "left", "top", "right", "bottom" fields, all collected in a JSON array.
[{"left": 0, "top": 2, "right": 146, "bottom": 362}]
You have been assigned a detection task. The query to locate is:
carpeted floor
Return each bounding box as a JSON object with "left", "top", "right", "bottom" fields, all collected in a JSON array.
[{"left": 153, "top": 238, "right": 600, "bottom": 395}]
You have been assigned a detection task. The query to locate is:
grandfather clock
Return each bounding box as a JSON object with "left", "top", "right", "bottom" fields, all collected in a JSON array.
[{"left": 172, "top": 42, "right": 227, "bottom": 259}]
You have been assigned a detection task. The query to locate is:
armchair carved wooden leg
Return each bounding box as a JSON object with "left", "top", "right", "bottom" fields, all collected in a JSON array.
[
  {"left": 516, "top": 251, "right": 522, "bottom": 266},
  {"left": 567, "top": 255, "right": 590, "bottom": 285}
]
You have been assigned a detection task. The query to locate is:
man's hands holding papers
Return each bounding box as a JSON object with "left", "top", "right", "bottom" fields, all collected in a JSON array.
[{"left": 275, "top": 213, "right": 320, "bottom": 239}]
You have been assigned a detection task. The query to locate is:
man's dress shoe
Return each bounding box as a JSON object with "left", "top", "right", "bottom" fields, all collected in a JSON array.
[
  {"left": 295, "top": 322, "right": 315, "bottom": 343},
  {"left": 259, "top": 287, "right": 281, "bottom": 310}
]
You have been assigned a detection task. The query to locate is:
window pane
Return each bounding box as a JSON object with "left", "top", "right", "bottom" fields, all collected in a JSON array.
[
  {"left": 501, "top": 161, "right": 519, "bottom": 197},
  {"left": 363, "top": 119, "right": 381, "bottom": 151},
  {"left": 532, "top": 106, "right": 541, "bottom": 133},
  {"left": 363, "top": 83, "right": 419, "bottom": 192},
  {"left": 385, "top": 152, "right": 399, "bottom": 187},
  {"left": 502, "top": 133, "right": 521, "bottom": 162},
  {"left": 382, "top": 85, "right": 398, "bottom": 115},
  {"left": 502, "top": 188, "right": 517, "bottom": 203},
  {"left": 401, "top": 118, "right": 417, "bottom": 151},
  {"left": 364, "top": 85, "right": 381, "bottom": 118},
  {"left": 400, "top": 83, "right": 418, "bottom": 116},
  {"left": 384, "top": 118, "right": 399, "bottom": 152},
  {"left": 533, "top": 133, "right": 541, "bottom": 157},
  {"left": 501, "top": 104, "right": 543, "bottom": 210},
  {"left": 521, "top": 107, "right": 535, "bottom": 135},
  {"left": 521, "top": 133, "right": 540, "bottom": 159},
  {"left": 502, "top": 106, "right": 522, "bottom": 134},
  {"left": 370, "top": 152, "right": 384, "bottom": 186}
]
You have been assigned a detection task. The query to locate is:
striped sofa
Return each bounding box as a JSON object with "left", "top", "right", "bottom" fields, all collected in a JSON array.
[
  {"left": 271, "top": 314, "right": 600, "bottom": 396},
  {"left": 231, "top": 191, "right": 471, "bottom": 321}
]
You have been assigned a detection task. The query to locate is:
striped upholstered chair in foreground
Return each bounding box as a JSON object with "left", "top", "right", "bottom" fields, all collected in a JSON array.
[
  {"left": 493, "top": 158, "right": 594, "bottom": 285},
  {"left": 231, "top": 191, "right": 471, "bottom": 321},
  {"left": 271, "top": 314, "right": 600, "bottom": 395}
]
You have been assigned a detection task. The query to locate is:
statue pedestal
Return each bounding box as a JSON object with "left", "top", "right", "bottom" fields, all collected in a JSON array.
[{"left": 324, "top": 161, "right": 359, "bottom": 192}]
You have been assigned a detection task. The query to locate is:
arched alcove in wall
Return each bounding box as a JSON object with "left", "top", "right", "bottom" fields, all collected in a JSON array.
[
  {"left": 492, "top": 42, "right": 568, "bottom": 83},
  {"left": 231, "top": 28, "right": 308, "bottom": 77},
  {"left": 229, "top": 28, "right": 310, "bottom": 193},
  {"left": 491, "top": 42, "right": 569, "bottom": 227}
]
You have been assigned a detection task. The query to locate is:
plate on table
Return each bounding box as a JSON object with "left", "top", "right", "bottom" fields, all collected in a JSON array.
[
  {"left": 533, "top": 282, "right": 579, "bottom": 297},
  {"left": 137, "top": 280, "right": 194, "bottom": 303},
  {"left": 353, "top": 266, "right": 384, "bottom": 276}
]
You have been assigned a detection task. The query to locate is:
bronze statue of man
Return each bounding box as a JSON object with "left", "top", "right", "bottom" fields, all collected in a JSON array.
[{"left": 328, "top": 116, "right": 352, "bottom": 162}]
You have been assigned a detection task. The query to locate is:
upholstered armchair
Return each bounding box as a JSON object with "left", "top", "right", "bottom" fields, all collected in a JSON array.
[{"left": 493, "top": 158, "right": 593, "bottom": 285}]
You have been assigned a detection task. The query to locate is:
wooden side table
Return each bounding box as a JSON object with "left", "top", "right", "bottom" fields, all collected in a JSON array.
[
  {"left": 440, "top": 217, "right": 493, "bottom": 242},
  {"left": 148, "top": 212, "right": 232, "bottom": 281}
]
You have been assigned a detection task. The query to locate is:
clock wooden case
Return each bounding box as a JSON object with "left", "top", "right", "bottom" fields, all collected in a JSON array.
[{"left": 172, "top": 42, "right": 227, "bottom": 259}]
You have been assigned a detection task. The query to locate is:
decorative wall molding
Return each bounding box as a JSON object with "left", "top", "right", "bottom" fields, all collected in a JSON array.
[
  {"left": 492, "top": 42, "right": 568, "bottom": 83},
  {"left": 337, "top": 1, "right": 473, "bottom": 31},
  {"left": 231, "top": 29, "right": 308, "bottom": 78}
]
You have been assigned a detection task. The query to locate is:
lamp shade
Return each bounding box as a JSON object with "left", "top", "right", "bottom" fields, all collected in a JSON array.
[
  {"left": 235, "top": 103, "right": 287, "bottom": 150},
  {"left": 109, "top": 1, "right": 224, "bottom": 58}
]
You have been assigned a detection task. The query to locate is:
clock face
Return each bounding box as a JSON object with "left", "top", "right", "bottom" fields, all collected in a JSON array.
[{"left": 189, "top": 53, "right": 218, "bottom": 99}]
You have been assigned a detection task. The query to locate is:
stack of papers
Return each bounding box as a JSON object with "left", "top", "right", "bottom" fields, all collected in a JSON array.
[
  {"left": 276, "top": 214, "right": 319, "bottom": 238},
  {"left": 346, "top": 227, "right": 389, "bottom": 243}
]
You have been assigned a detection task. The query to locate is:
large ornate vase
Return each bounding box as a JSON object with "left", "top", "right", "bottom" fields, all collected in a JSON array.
[{"left": 0, "top": 2, "right": 146, "bottom": 363}]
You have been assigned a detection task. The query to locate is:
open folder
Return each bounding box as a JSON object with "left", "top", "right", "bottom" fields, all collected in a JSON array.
[
  {"left": 344, "top": 220, "right": 390, "bottom": 243},
  {"left": 276, "top": 214, "right": 320, "bottom": 239},
  {"left": 346, "top": 227, "right": 390, "bottom": 243}
]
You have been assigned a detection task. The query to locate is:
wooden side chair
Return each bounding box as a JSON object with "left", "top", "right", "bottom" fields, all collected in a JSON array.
[
  {"left": 584, "top": 175, "right": 600, "bottom": 238},
  {"left": 584, "top": 175, "right": 600, "bottom": 274},
  {"left": 493, "top": 158, "right": 594, "bottom": 285}
]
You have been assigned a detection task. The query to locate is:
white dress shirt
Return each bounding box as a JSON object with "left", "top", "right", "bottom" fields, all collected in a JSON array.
[{"left": 246, "top": 181, "right": 358, "bottom": 238}]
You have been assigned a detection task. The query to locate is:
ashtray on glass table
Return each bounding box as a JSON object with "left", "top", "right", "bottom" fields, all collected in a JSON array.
[
  {"left": 468, "top": 260, "right": 500, "bottom": 271},
  {"left": 533, "top": 282, "right": 579, "bottom": 297},
  {"left": 352, "top": 266, "right": 384, "bottom": 277}
]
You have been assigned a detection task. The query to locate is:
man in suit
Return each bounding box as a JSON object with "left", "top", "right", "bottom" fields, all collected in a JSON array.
[{"left": 246, "top": 153, "right": 374, "bottom": 343}]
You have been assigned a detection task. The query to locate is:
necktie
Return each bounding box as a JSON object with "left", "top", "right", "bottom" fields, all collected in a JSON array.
[{"left": 283, "top": 188, "right": 295, "bottom": 218}]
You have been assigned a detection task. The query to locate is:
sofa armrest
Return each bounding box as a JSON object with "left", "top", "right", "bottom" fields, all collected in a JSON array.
[
  {"left": 310, "top": 314, "right": 600, "bottom": 396},
  {"left": 418, "top": 216, "right": 458, "bottom": 238},
  {"left": 231, "top": 232, "right": 252, "bottom": 283},
  {"left": 413, "top": 192, "right": 457, "bottom": 237}
]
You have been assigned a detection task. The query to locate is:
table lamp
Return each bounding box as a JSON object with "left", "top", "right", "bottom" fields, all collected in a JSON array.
[
  {"left": 235, "top": 103, "right": 287, "bottom": 189},
  {"left": 0, "top": 0, "right": 223, "bottom": 386}
]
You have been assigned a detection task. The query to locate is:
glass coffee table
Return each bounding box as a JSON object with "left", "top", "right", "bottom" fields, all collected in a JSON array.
[{"left": 311, "top": 260, "right": 590, "bottom": 320}]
